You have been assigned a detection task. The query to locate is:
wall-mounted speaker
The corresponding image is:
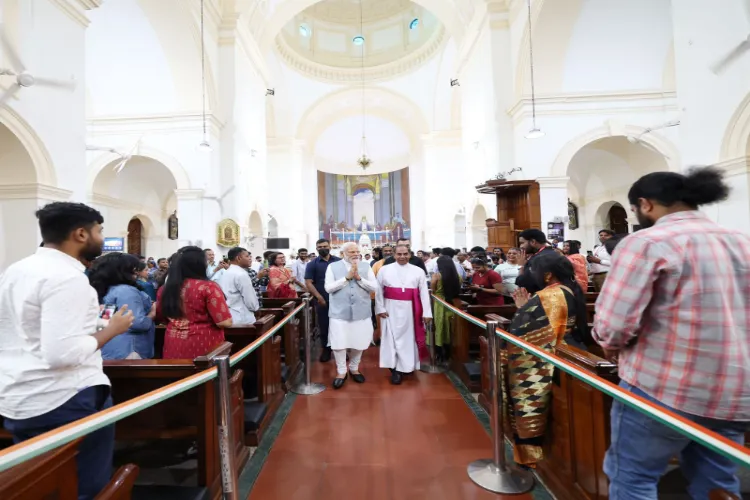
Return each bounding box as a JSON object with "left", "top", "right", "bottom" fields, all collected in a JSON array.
[{"left": 266, "top": 237, "right": 290, "bottom": 249}]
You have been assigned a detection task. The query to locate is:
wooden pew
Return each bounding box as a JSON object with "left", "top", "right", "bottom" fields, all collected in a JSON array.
[
  {"left": 450, "top": 303, "right": 514, "bottom": 392},
  {"left": 223, "top": 315, "right": 285, "bottom": 446},
  {"left": 103, "top": 342, "right": 247, "bottom": 500},
  {"left": 477, "top": 318, "right": 618, "bottom": 500},
  {"left": 257, "top": 301, "right": 302, "bottom": 389},
  {"left": 0, "top": 437, "right": 139, "bottom": 500}
]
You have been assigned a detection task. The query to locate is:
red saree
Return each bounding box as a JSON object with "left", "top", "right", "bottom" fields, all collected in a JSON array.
[{"left": 267, "top": 266, "right": 297, "bottom": 299}]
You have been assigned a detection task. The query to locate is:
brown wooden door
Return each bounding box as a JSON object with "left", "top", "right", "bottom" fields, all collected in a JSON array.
[
  {"left": 127, "top": 218, "right": 143, "bottom": 256},
  {"left": 607, "top": 205, "right": 629, "bottom": 236}
]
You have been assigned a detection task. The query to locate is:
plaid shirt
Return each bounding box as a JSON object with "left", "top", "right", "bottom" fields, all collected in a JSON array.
[{"left": 593, "top": 211, "right": 750, "bottom": 421}]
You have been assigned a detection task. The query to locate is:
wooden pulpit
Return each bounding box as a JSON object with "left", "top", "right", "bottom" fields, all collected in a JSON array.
[{"left": 475, "top": 179, "right": 541, "bottom": 250}]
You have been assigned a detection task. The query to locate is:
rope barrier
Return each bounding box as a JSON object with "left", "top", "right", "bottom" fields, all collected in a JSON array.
[
  {"left": 0, "top": 303, "right": 305, "bottom": 473},
  {"left": 432, "top": 295, "right": 750, "bottom": 468}
]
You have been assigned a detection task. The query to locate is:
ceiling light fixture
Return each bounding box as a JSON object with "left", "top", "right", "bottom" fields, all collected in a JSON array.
[
  {"left": 524, "top": 0, "right": 544, "bottom": 140},
  {"left": 353, "top": 35, "right": 365, "bottom": 46},
  {"left": 356, "top": 1, "right": 371, "bottom": 171},
  {"left": 197, "top": 0, "right": 212, "bottom": 152},
  {"left": 409, "top": 18, "right": 419, "bottom": 30}
]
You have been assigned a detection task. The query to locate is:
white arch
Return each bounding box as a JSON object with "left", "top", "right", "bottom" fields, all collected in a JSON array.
[
  {"left": 86, "top": 146, "right": 192, "bottom": 194},
  {"left": 550, "top": 125, "right": 681, "bottom": 178},
  {"left": 260, "top": 0, "right": 468, "bottom": 51},
  {"left": 721, "top": 92, "right": 750, "bottom": 160},
  {"left": 0, "top": 107, "right": 56, "bottom": 186}
]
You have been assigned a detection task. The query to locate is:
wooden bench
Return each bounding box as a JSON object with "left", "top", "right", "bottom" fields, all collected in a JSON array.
[
  {"left": 103, "top": 342, "right": 247, "bottom": 500},
  {"left": 257, "top": 301, "right": 302, "bottom": 389},
  {"left": 223, "top": 315, "right": 285, "bottom": 447},
  {"left": 0, "top": 437, "right": 139, "bottom": 500}
]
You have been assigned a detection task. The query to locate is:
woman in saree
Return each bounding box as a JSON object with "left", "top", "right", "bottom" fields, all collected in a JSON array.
[
  {"left": 502, "top": 252, "right": 590, "bottom": 468},
  {"left": 266, "top": 252, "right": 301, "bottom": 299},
  {"left": 429, "top": 254, "right": 462, "bottom": 361}
]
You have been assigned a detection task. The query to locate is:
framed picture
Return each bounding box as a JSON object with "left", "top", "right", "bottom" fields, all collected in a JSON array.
[{"left": 567, "top": 200, "right": 579, "bottom": 230}]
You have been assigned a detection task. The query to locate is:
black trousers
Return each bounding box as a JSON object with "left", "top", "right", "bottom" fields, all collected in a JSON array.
[
  {"left": 4, "top": 385, "right": 114, "bottom": 500},
  {"left": 316, "top": 302, "right": 330, "bottom": 349}
]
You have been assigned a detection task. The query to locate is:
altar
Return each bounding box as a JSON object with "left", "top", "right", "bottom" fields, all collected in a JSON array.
[{"left": 317, "top": 168, "right": 412, "bottom": 249}]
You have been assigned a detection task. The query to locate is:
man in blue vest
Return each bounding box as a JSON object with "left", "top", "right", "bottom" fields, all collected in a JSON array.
[{"left": 323, "top": 241, "right": 378, "bottom": 389}]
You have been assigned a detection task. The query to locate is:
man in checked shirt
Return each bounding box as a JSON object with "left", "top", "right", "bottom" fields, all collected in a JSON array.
[{"left": 593, "top": 166, "right": 750, "bottom": 500}]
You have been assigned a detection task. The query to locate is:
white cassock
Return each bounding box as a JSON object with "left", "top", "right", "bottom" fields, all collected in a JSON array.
[
  {"left": 376, "top": 262, "right": 432, "bottom": 373},
  {"left": 324, "top": 260, "right": 378, "bottom": 350}
]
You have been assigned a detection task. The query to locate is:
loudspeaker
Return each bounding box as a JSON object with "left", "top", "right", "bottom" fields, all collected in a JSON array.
[{"left": 266, "top": 237, "right": 290, "bottom": 249}]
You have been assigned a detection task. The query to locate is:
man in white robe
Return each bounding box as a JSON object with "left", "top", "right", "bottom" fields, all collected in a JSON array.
[
  {"left": 324, "top": 242, "right": 378, "bottom": 389},
  {"left": 219, "top": 247, "right": 260, "bottom": 326},
  {"left": 376, "top": 244, "right": 432, "bottom": 385}
]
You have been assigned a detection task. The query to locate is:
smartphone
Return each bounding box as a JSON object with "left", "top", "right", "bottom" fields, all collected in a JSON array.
[
  {"left": 586, "top": 251, "right": 593, "bottom": 257},
  {"left": 100, "top": 304, "right": 116, "bottom": 321}
]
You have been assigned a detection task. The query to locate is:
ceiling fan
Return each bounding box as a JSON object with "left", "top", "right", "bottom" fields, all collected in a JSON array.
[
  {"left": 626, "top": 120, "right": 680, "bottom": 159},
  {"left": 0, "top": 24, "right": 76, "bottom": 108},
  {"left": 710, "top": 0, "right": 750, "bottom": 74},
  {"left": 86, "top": 138, "right": 142, "bottom": 173}
]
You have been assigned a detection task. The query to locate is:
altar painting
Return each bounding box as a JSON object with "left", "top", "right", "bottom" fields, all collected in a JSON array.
[{"left": 318, "top": 167, "right": 411, "bottom": 249}]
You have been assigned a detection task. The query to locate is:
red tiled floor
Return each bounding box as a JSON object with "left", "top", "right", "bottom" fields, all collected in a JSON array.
[{"left": 247, "top": 347, "right": 535, "bottom": 500}]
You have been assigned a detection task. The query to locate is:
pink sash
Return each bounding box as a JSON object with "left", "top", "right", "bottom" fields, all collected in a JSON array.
[{"left": 383, "top": 286, "right": 428, "bottom": 359}]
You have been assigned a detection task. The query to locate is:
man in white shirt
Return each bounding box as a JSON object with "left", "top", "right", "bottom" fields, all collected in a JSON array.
[
  {"left": 291, "top": 248, "right": 310, "bottom": 293},
  {"left": 251, "top": 255, "right": 263, "bottom": 273},
  {"left": 205, "top": 248, "right": 227, "bottom": 282},
  {"left": 219, "top": 246, "right": 260, "bottom": 326},
  {"left": 587, "top": 229, "right": 615, "bottom": 292},
  {"left": 0, "top": 202, "right": 134, "bottom": 500}
]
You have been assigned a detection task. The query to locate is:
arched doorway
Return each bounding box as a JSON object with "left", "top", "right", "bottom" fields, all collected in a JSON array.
[
  {"left": 127, "top": 218, "right": 144, "bottom": 255},
  {"left": 566, "top": 136, "right": 670, "bottom": 249},
  {"left": 607, "top": 204, "right": 629, "bottom": 236},
  {"left": 0, "top": 122, "right": 39, "bottom": 270},
  {"left": 247, "top": 211, "right": 264, "bottom": 256},
  {"left": 470, "top": 204, "right": 488, "bottom": 249},
  {"left": 91, "top": 155, "right": 179, "bottom": 259},
  {"left": 454, "top": 212, "right": 467, "bottom": 249},
  {"left": 268, "top": 216, "right": 279, "bottom": 238}
]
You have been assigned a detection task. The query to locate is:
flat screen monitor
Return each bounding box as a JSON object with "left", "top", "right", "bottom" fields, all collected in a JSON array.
[
  {"left": 266, "top": 237, "right": 290, "bottom": 249},
  {"left": 103, "top": 237, "right": 125, "bottom": 252}
]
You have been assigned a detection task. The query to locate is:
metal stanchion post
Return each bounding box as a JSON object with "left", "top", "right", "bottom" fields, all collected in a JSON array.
[
  {"left": 291, "top": 297, "right": 326, "bottom": 395},
  {"left": 421, "top": 296, "right": 444, "bottom": 373},
  {"left": 467, "top": 321, "right": 534, "bottom": 493},
  {"left": 213, "top": 355, "right": 239, "bottom": 500}
]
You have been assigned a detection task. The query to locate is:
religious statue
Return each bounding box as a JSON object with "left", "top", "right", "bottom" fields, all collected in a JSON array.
[
  {"left": 167, "top": 211, "right": 178, "bottom": 240},
  {"left": 217, "top": 218, "right": 240, "bottom": 247},
  {"left": 392, "top": 213, "right": 405, "bottom": 225},
  {"left": 358, "top": 216, "right": 369, "bottom": 232}
]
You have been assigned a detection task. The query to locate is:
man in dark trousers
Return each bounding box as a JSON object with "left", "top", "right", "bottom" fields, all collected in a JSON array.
[
  {"left": 305, "top": 238, "right": 341, "bottom": 362},
  {"left": 515, "top": 228, "right": 556, "bottom": 294}
]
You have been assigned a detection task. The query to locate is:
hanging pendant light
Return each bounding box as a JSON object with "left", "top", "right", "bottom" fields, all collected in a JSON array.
[
  {"left": 524, "top": 0, "right": 544, "bottom": 140},
  {"left": 356, "top": 0, "right": 371, "bottom": 171},
  {"left": 197, "top": 0, "right": 212, "bottom": 152}
]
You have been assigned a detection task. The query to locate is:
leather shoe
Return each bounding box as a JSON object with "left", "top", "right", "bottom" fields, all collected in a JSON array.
[
  {"left": 350, "top": 372, "right": 365, "bottom": 384},
  {"left": 319, "top": 347, "right": 332, "bottom": 363},
  {"left": 333, "top": 372, "right": 348, "bottom": 389},
  {"left": 390, "top": 370, "right": 402, "bottom": 385}
]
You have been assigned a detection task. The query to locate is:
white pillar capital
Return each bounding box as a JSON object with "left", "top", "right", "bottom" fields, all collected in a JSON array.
[{"left": 536, "top": 176, "right": 570, "bottom": 189}]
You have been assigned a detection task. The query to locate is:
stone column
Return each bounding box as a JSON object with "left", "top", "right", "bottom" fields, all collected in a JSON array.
[{"left": 536, "top": 176, "right": 570, "bottom": 240}]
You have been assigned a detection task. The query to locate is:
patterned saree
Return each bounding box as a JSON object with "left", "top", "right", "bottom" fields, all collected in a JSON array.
[{"left": 500, "top": 284, "right": 577, "bottom": 467}]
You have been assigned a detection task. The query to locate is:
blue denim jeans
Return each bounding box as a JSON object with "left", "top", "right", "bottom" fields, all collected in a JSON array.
[
  {"left": 4, "top": 385, "right": 115, "bottom": 500},
  {"left": 605, "top": 380, "right": 748, "bottom": 499}
]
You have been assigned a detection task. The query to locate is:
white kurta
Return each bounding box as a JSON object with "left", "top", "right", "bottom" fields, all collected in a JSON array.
[
  {"left": 375, "top": 263, "right": 432, "bottom": 373},
  {"left": 324, "top": 260, "right": 378, "bottom": 350}
]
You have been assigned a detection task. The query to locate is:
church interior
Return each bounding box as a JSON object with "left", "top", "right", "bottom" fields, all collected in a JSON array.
[{"left": 1, "top": 0, "right": 750, "bottom": 499}]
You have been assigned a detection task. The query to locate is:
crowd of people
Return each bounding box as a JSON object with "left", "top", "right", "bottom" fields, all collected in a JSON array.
[{"left": 0, "top": 166, "right": 747, "bottom": 499}]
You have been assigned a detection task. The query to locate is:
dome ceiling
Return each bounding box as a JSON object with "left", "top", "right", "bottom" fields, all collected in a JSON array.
[{"left": 276, "top": 0, "right": 446, "bottom": 83}]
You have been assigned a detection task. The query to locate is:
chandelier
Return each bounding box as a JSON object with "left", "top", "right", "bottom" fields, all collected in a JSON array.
[{"left": 356, "top": 0, "right": 371, "bottom": 171}]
